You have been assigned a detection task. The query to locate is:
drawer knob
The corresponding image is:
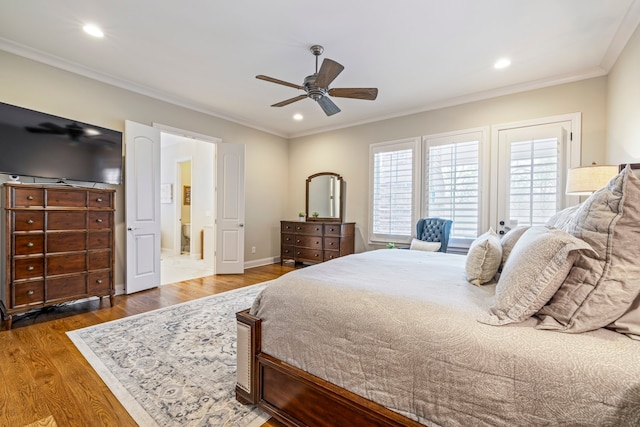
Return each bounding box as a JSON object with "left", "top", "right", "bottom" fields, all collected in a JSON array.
[
  {"left": 329, "top": 242, "right": 334, "bottom": 246},
  {"left": 96, "top": 218, "right": 103, "bottom": 223},
  {"left": 27, "top": 219, "right": 34, "bottom": 224},
  {"left": 26, "top": 242, "right": 34, "bottom": 247},
  {"left": 96, "top": 279, "right": 103, "bottom": 284},
  {"left": 27, "top": 266, "right": 35, "bottom": 271},
  {"left": 96, "top": 198, "right": 103, "bottom": 202},
  {"left": 27, "top": 195, "right": 34, "bottom": 201},
  {"left": 315, "top": 254, "right": 319, "bottom": 257},
  {"left": 27, "top": 290, "right": 35, "bottom": 296}
]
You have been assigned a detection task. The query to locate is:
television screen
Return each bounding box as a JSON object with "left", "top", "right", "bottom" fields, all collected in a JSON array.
[{"left": 0, "top": 102, "right": 123, "bottom": 184}]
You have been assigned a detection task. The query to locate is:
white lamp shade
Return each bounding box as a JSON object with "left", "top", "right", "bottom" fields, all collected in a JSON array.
[{"left": 566, "top": 164, "right": 618, "bottom": 195}]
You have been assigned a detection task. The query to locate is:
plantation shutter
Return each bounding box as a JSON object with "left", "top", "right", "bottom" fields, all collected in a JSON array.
[
  {"left": 508, "top": 137, "right": 559, "bottom": 226},
  {"left": 425, "top": 132, "right": 482, "bottom": 240},
  {"left": 369, "top": 138, "right": 419, "bottom": 242}
]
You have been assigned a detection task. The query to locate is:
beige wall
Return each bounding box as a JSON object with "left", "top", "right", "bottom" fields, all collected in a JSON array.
[
  {"left": 289, "top": 77, "right": 608, "bottom": 252},
  {"left": 607, "top": 22, "right": 640, "bottom": 163},
  {"left": 0, "top": 50, "right": 289, "bottom": 288}
]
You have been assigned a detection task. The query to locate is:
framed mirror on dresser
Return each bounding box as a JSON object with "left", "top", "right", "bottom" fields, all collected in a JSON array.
[{"left": 281, "top": 172, "right": 354, "bottom": 265}]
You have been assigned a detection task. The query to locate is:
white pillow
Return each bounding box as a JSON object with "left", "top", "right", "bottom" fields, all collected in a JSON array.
[
  {"left": 465, "top": 228, "right": 502, "bottom": 286},
  {"left": 409, "top": 238, "right": 441, "bottom": 252},
  {"left": 478, "top": 226, "right": 593, "bottom": 326}
]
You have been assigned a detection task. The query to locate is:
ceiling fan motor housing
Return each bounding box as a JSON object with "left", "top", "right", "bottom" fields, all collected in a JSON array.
[{"left": 304, "top": 74, "right": 327, "bottom": 100}]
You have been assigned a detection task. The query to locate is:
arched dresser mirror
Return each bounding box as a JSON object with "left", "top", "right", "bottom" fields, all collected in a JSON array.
[{"left": 305, "top": 172, "right": 344, "bottom": 222}]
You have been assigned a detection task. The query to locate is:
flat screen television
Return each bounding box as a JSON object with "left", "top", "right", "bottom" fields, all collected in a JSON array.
[{"left": 0, "top": 101, "right": 123, "bottom": 185}]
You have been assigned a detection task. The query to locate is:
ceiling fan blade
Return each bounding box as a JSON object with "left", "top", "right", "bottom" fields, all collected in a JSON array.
[
  {"left": 256, "top": 75, "right": 305, "bottom": 91},
  {"left": 315, "top": 58, "right": 344, "bottom": 88},
  {"left": 317, "top": 95, "right": 341, "bottom": 116},
  {"left": 328, "top": 87, "right": 378, "bottom": 100},
  {"left": 272, "top": 95, "right": 307, "bottom": 107}
]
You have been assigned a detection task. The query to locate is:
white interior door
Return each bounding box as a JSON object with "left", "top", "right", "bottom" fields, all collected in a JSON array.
[
  {"left": 125, "top": 120, "right": 161, "bottom": 293},
  {"left": 215, "top": 143, "right": 245, "bottom": 274}
]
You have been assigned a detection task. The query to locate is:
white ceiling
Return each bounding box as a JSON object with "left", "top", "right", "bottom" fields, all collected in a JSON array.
[{"left": 1, "top": 0, "right": 639, "bottom": 138}]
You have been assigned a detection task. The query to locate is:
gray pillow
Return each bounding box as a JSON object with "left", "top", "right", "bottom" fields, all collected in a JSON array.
[
  {"left": 499, "top": 226, "right": 530, "bottom": 271},
  {"left": 537, "top": 165, "right": 640, "bottom": 333},
  {"left": 465, "top": 228, "right": 501, "bottom": 286},
  {"left": 478, "top": 226, "right": 592, "bottom": 326}
]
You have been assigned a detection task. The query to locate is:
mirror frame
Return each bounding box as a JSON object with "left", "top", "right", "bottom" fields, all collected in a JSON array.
[{"left": 305, "top": 172, "right": 344, "bottom": 223}]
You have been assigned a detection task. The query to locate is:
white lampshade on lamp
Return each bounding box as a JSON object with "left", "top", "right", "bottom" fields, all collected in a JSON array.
[{"left": 566, "top": 163, "right": 618, "bottom": 195}]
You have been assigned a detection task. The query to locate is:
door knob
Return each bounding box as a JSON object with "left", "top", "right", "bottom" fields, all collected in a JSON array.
[{"left": 239, "top": 223, "right": 244, "bottom": 227}]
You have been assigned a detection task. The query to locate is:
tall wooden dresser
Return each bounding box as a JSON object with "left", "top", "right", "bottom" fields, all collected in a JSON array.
[
  {"left": 281, "top": 221, "right": 355, "bottom": 265},
  {"left": 0, "top": 184, "right": 115, "bottom": 329}
]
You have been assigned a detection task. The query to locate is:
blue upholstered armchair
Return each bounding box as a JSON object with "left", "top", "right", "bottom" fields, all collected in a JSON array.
[{"left": 415, "top": 217, "right": 453, "bottom": 252}]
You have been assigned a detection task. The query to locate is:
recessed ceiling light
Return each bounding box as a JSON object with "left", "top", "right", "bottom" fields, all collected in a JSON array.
[
  {"left": 293, "top": 113, "right": 303, "bottom": 121},
  {"left": 494, "top": 58, "right": 511, "bottom": 69},
  {"left": 83, "top": 24, "right": 104, "bottom": 38}
]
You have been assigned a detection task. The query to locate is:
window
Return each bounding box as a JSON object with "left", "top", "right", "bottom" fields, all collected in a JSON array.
[
  {"left": 424, "top": 130, "right": 484, "bottom": 241},
  {"left": 369, "top": 138, "right": 419, "bottom": 243}
]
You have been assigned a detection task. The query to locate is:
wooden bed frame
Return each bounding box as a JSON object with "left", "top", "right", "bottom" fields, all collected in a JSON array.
[{"left": 235, "top": 309, "right": 424, "bottom": 427}]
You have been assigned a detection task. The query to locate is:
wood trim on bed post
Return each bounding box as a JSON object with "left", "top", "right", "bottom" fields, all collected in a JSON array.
[{"left": 235, "top": 309, "right": 261, "bottom": 405}]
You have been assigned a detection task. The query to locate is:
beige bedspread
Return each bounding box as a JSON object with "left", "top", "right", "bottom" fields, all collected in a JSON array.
[{"left": 250, "top": 249, "right": 640, "bottom": 426}]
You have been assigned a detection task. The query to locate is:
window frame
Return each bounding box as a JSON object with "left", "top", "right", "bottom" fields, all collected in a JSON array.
[
  {"left": 422, "top": 127, "right": 490, "bottom": 249},
  {"left": 368, "top": 137, "right": 421, "bottom": 244}
]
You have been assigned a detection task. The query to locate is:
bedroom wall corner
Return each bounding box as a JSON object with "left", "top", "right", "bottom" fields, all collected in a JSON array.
[{"left": 606, "top": 21, "right": 640, "bottom": 164}]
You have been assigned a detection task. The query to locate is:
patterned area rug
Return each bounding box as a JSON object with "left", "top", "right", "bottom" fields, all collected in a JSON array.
[{"left": 67, "top": 284, "right": 269, "bottom": 427}]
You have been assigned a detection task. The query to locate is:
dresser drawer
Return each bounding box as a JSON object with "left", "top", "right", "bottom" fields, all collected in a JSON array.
[
  {"left": 12, "top": 188, "right": 44, "bottom": 207},
  {"left": 294, "top": 248, "right": 323, "bottom": 262},
  {"left": 47, "top": 232, "right": 87, "bottom": 253},
  {"left": 14, "top": 234, "right": 44, "bottom": 255},
  {"left": 47, "top": 188, "right": 86, "bottom": 207},
  {"left": 281, "top": 222, "right": 296, "bottom": 233},
  {"left": 293, "top": 222, "right": 323, "bottom": 236},
  {"left": 324, "top": 224, "right": 343, "bottom": 236},
  {"left": 47, "top": 274, "right": 87, "bottom": 300},
  {"left": 47, "top": 253, "right": 86, "bottom": 276},
  {"left": 88, "top": 211, "right": 111, "bottom": 229},
  {"left": 89, "top": 250, "right": 111, "bottom": 270},
  {"left": 88, "top": 271, "right": 111, "bottom": 294},
  {"left": 13, "top": 211, "right": 44, "bottom": 231},
  {"left": 324, "top": 237, "right": 340, "bottom": 251},
  {"left": 295, "top": 235, "right": 323, "bottom": 249},
  {"left": 89, "top": 231, "right": 111, "bottom": 249},
  {"left": 281, "top": 245, "right": 294, "bottom": 259},
  {"left": 88, "top": 191, "right": 113, "bottom": 208},
  {"left": 13, "top": 280, "right": 45, "bottom": 307},
  {"left": 324, "top": 250, "right": 340, "bottom": 262},
  {"left": 281, "top": 233, "right": 295, "bottom": 246},
  {"left": 48, "top": 211, "right": 86, "bottom": 230},
  {"left": 14, "top": 257, "right": 44, "bottom": 279}
]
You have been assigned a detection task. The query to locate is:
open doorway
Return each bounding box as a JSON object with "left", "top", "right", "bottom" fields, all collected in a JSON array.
[{"left": 159, "top": 131, "right": 215, "bottom": 285}]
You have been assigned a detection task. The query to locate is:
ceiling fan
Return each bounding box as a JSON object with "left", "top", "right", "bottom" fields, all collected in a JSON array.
[{"left": 256, "top": 45, "right": 378, "bottom": 116}]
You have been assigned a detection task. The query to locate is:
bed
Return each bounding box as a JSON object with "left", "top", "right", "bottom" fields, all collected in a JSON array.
[{"left": 235, "top": 164, "right": 640, "bottom": 426}]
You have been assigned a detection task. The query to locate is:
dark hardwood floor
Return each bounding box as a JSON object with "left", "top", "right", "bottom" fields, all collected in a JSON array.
[{"left": 0, "top": 263, "right": 294, "bottom": 427}]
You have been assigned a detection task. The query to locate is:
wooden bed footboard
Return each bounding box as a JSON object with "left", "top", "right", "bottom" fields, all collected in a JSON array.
[{"left": 235, "top": 309, "right": 424, "bottom": 427}]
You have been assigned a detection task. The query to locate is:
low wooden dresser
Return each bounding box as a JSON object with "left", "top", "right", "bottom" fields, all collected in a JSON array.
[
  {"left": 0, "top": 183, "right": 115, "bottom": 329},
  {"left": 281, "top": 221, "right": 355, "bottom": 265}
]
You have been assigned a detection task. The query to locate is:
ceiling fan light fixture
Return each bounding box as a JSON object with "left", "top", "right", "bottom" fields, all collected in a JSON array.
[
  {"left": 293, "top": 113, "right": 303, "bottom": 121},
  {"left": 83, "top": 24, "right": 104, "bottom": 38}
]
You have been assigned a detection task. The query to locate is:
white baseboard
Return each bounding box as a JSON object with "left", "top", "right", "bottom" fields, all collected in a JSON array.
[{"left": 244, "top": 256, "right": 279, "bottom": 269}]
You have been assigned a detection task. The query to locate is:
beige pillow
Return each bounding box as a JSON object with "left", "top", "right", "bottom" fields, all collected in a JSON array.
[
  {"left": 545, "top": 203, "right": 581, "bottom": 229},
  {"left": 409, "top": 238, "right": 441, "bottom": 252},
  {"left": 465, "top": 228, "right": 501, "bottom": 286},
  {"left": 499, "top": 226, "right": 530, "bottom": 271},
  {"left": 537, "top": 165, "right": 640, "bottom": 333},
  {"left": 478, "top": 227, "right": 593, "bottom": 326}
]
